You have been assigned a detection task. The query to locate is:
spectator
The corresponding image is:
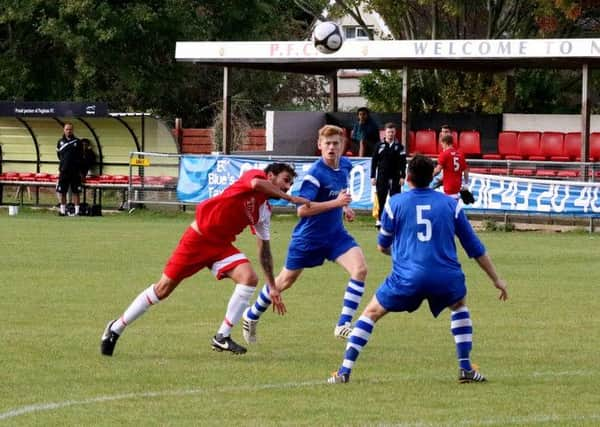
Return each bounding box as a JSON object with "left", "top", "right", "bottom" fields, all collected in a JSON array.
[
  {"left": 56, "top": 122, "right": 82, "bottom": 216},
  {"left": 351, "top": 107, "right": 379, "bottom": 157},
  {"left": 80, "top": 138, "right": 97, "bottom": 180},
  {"left": 328, "top": 155, "right": 508, "bottom": 385},
  {"left": 370, "top": 122, "right": 406, "bottom": 228}
]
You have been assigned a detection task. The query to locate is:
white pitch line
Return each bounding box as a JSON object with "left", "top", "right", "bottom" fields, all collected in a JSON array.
[
  {"left": 0, "top": 370, "right": 597, "bottom": 422},
  {"left": 0, "top": 380, "right": 323, "bottom": 421}
]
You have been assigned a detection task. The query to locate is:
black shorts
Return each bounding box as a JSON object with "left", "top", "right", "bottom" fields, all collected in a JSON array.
[{"left": 56, "top": 171, "right": 82, "bottom": 194}]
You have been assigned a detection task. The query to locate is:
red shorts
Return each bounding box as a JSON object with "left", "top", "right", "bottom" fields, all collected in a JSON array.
[{"left": 163, "top": 227, "right": 249, "bottom": 282}]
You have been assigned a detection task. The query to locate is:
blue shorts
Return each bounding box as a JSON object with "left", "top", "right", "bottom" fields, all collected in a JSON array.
[
  {"left": 375, "top": 272, "right": 466, "bottom": 318},
  {"left": 285, "top": 232, "right": 358, "bottom": 270}
]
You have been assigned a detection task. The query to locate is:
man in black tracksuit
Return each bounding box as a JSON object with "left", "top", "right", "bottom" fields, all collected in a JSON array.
[
  {"left": 370, "top": 122, "right": 407, "bottom": 227},
  {"left": 56, "top": 122, "right": 83, "bottom": 216}
]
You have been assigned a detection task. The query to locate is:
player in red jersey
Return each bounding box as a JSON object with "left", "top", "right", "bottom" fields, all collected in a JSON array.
[
  {"left": 434, "top": 133, "right": 469, "bottom": 198},
  {"left": 100, "top": 163, "right": 310, "bottom": 356}
]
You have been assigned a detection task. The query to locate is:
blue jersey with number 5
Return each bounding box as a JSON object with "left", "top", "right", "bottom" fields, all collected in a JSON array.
[{"left": 378, "top": 188, "right": 485, "bottom": 283}]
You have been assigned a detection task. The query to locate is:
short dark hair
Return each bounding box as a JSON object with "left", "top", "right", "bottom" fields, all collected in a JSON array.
[
  {"left": 408, "top": 155, "right": 434, "bottom": 188},
  {"left": 441, "top": 134, "right": 454, "bottom": 145},
  {"left": 265, "top": 162, "right": 297, "bottom": 178},
  {"left": 384, "top": 122, "right": 396, "bottom": 129},
  {"left": 357, "top": 107, "right": 370, "bottom": 115}
]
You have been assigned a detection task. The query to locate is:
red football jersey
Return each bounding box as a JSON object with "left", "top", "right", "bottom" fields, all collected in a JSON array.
[
  {"left": 438, "top": 147, "right": 467, "bottom": 195},
  {"left": 195, "top": 169, "right": 270, "bottom": 242}
]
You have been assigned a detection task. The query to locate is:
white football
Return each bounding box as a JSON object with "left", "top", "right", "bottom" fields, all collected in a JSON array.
[{"left": 313, "top": 21, "right": 344, "bottom": 54}]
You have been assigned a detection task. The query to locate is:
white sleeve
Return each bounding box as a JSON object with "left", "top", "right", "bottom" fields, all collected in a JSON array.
[{"left": 253, "top": 202, "right": 271, "bottom": 241}]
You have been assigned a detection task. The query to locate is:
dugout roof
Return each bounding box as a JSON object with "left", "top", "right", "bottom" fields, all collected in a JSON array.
[
  {"left": 0, "top": 102, "right": 178, "bottom": 175},
  {"left": 176, "top": 38, "right": 599, "bottom": 161},
  {"left": 175, "top": 38, "right": 600, "bottom": 73}
]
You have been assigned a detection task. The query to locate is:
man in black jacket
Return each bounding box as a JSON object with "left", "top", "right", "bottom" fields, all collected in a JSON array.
[
  {"left": 56, "top": 122, "right": 83, "bottom": 216},
  {"left": 371, "top": 122, "right": 407, "bottom": 228}
]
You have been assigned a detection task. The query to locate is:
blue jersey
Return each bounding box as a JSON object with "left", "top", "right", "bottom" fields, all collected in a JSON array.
[
  {"left": 291, "top": 157, "right": 353, "bottom": 241},
  {"left": 378, "top": 188, "right": 485, "bottom": 285}
]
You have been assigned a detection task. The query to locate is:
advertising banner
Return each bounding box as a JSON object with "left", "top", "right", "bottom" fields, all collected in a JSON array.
[
  {"left": 177, "top": 155, "right": 600, "bottom": 216},
  {"left": 177, "top": 155, "right": 373, "bottom": 209},
  {"left": 468, "top": 173, "right": 600, "bottom": 216}
]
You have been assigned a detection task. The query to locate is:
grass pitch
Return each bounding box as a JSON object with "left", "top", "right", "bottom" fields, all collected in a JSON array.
[{"left": 1, "top": 208, "right": 599, "bottom": 426}]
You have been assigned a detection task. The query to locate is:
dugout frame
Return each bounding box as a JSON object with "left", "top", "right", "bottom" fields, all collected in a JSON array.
[{"left": 175, "top": 38, "right": 599, "bottom": 173}]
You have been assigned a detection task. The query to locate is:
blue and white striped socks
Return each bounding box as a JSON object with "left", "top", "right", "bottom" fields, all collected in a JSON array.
[
  {"left": 338, "top": 315, "right": 374, "bottom": 376},
  {"left": 337, "top": 279, "right": 365, "bottom": 327},
  {"left": 245, "top": 284, "right": 272, "bottom": 321},
  {"left": 451, "top": 306, "right": 473, "bottom": 371}
]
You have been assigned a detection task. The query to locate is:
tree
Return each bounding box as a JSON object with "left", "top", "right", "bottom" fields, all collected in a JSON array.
[
  {"left": 0, "top": 0, "right": 328, "bottom": 126},
  {"left": 345, "top": 0, "right": 599, "bottom": 114}
]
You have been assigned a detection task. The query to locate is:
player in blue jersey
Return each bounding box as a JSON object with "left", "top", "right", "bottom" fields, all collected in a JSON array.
[
  {"left": 242, "top": 125, "right": 368, "bottom": 343},
  {"left": 328, "top": 155, "right": 508, "bottom": 384}
]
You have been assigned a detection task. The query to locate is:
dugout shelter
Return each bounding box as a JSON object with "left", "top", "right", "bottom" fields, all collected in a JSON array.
[
  {"left": 175, "top": 38, "right": 600, "bottom": 166},
  {"left": 0, "top": 101, "right": 179, "bottom": 206}
]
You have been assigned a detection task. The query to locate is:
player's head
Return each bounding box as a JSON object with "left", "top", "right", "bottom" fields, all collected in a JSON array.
[
  {"left": 63, "top": 122, "right": 74, "bottom": 137},
  {"left": 407, "top": 155, "right": 434, "bottom": 188},
  {"left": 357, "top": 107, "right": 370, "bottom": 123},
  {"left": 265, "top": 162, "right": 297, "bottom": 193},
  {"left": 317, "top": 124, "right": 344, "bottom": 165},
  {"left": 383, "top": 122, "right": 396, "bottom": 142},
  {"left": 440, "top": 133, "right": 454, "bottom": 148}
]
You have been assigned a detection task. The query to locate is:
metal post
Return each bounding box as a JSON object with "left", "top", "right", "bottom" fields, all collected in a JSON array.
[
  {"left": 581, "top": 63, "right": 591, "bottom": 180},
  {"left": 223, "top": 67, "right": 232, "bottom": 154},
  {"left": 401, "top": 66, "right": 410, "bottom": 149},
  {"left": 328, "top": 72, "right": 338, "bottom": 112}
]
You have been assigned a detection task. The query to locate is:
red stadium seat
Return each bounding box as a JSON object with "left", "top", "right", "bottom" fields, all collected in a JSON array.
[
  {"left": 458, "top": 130, "right": 481, "bottom": 158},
  {"left": 469, "top": 167, "right": 489, "bottom": 174},
  {"left": 483, "top": 131, "right": 518, "bottom": 160},
  {"left": 414, "top": 129, "right": 437, "bottom": 157},
  {"left": 489, "top": 167, "right": 508, "bottom": 175},
  {"left": 516, "top": 131, "right": 541, "bottom": 160},
  {"left": 513, "top": 168, "right": 535, "bottom": 176},
  {"left": 531, "top": 132, "right": 564, "bottom": 161},
  {"left": 409, "top": 130, "right": 416, "bottom": 153},
  {"left": 563, "top": 132, "right": 581, "bottom": 161},
  {"left": 535, "top": 169, "right": 557, "bottom": 177},
  {"left": 18, "top": 172, "right": 36, "bottom": 181},
  {"left": 557, "top": 169, "right": 580, "bottom": 178},
  {"left": 590, "top": 132, "right": 600, "bottom": 161}
]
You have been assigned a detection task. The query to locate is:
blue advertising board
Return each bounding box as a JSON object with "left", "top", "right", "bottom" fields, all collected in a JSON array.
[{"left": 177, "top": 155, "right": 600, "bottom": 217}]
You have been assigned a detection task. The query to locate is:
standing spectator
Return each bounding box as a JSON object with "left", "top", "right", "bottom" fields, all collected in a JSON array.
[
  {"left": 328, "top": 155, "right": 508, "bottom": 385},
  {"left": 242, "top": 125, "right": 369, "bottom": 344},
  {"left": 351, "top": 107, "right": 379, "bottom": 157},
  {"left": 80, "top": 138, "right": 97, "bottom": 180},
  {"left": 100, "top": 163, "right": 310, "bottom": 357},
  {"left": 56, "top": 122, "right": 82, "bottom": 216},
  {"left": 434, "top": 134, "right": 469, "bottom": 198},
  {"left": 371, "top": 122, "right": 407, "bottom": 228}
]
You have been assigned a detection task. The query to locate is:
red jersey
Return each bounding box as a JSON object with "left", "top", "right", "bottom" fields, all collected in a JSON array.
[
  {"left": 195, "top": 169, "right": 271, "bottom": 243},
  {"left": 438, "top": 147, "right": 467, "bottom": 195}
]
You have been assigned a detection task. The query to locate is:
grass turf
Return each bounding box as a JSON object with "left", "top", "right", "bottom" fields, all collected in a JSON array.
[{"left": 1, "top": 208, "right": 598, "bottom": 426}]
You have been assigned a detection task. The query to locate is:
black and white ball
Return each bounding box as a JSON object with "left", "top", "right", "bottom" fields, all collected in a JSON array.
[{"left": 313, "top": 21, "right": 344, "bottom": 54}]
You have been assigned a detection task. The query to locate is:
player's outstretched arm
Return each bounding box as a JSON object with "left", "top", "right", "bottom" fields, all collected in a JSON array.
[
  {"left": 475, "top": 253, "right": 508, "bottom": 301},
  {"left": 256, "top": 238, "right": 286, "bottom": 315},
  {"left": 297, "top": 188, "right": 351, "bottom": 217},
  {"left": 252, "top": 178, "right": 310, "bottom": 208}
]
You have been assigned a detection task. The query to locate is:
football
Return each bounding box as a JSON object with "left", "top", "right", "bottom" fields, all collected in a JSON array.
[{"left": 313, "top": 21, "right": 344, "bottom": 54}]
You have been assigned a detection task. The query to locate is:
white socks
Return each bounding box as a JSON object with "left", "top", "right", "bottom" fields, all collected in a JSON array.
[
  {"left": 111, "top": 284, "right": 160, "bottom": 335},
  {"left": 217, "top": 284, "right": 255, "bottom": 337}
]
